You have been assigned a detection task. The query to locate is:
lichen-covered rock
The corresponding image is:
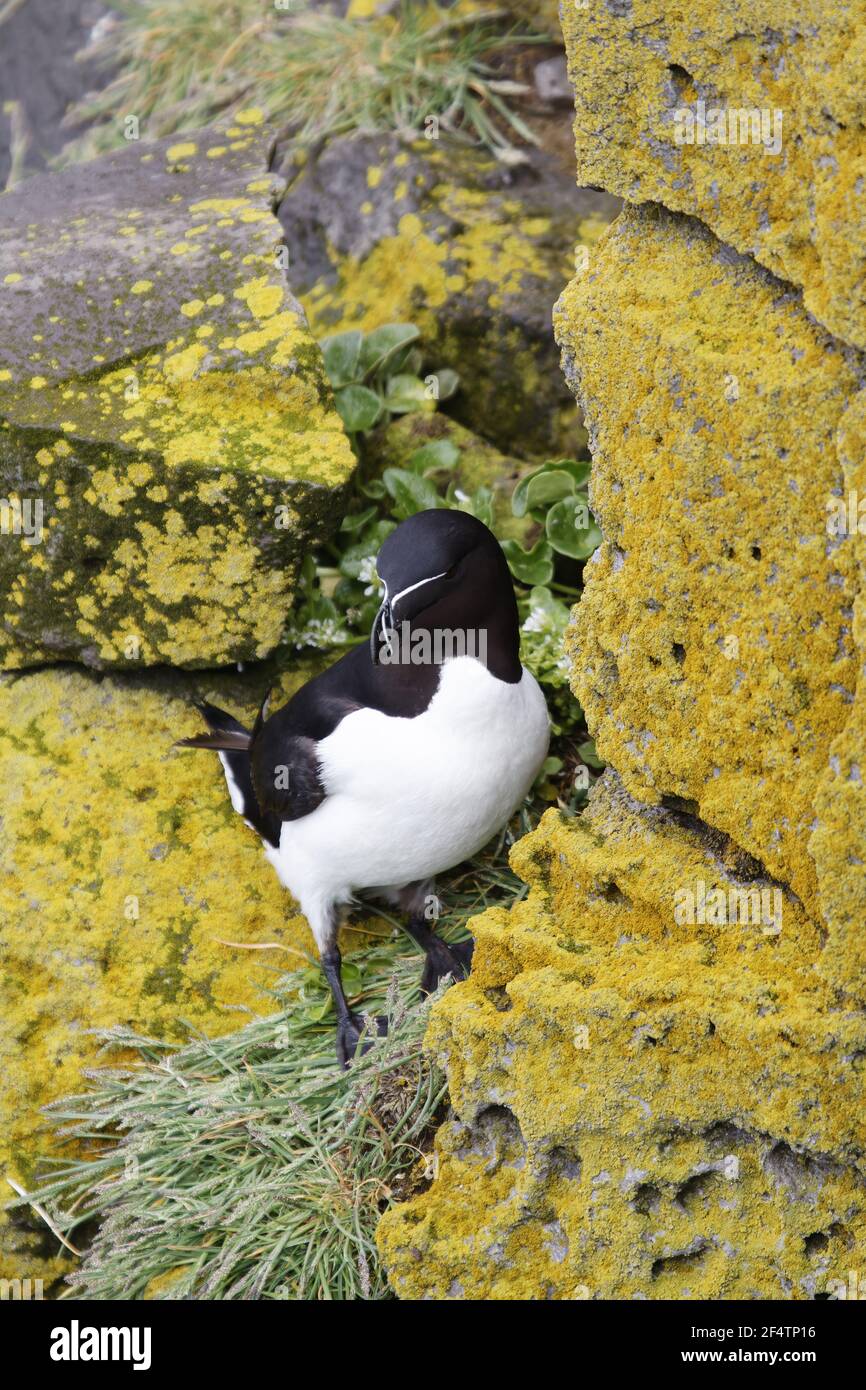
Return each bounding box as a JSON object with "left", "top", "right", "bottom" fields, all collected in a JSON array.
[
  {"left": 561, "top": 0, "right": 866, "bottom": 349},
  {"left": 0, "top": 115, "right": 355, "bottom": 670},
  {"left": 378, "top": 775, "right": 866, "bottom": 1299},
  {"left": 277, "top": 133, "right": 616, "bottom": 457},
  {"left": 810, "top": 388, "right": 866, "bottom": 1000},
  {"left": 0, "top": 658, "right": 355, "bottom": 1283},
  {"left": 555, "top": 204, "right": 864, "bottom": 940},
  {"left": 379, "top": 3, "right": 866, "bottom": 1302}
]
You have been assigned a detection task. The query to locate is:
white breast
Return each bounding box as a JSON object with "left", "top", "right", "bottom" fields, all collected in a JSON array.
[{"left": 267, "top": 658, "right": 549, "bottom": 932}]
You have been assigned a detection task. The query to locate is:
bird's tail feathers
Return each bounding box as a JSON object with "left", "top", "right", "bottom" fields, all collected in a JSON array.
[
  {"left": 175, "top": 729, "right": 251, "bottom": 752},
  {"left": 175, "top": 700, "right": 252, "bottom": 752}
]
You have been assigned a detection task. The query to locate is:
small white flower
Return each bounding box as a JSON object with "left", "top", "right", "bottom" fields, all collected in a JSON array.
[
  {"left": 357, "top": 555, "right": 380, "bottom": 596},
  {"left": 293, "top": 618, "right": 347, "bottom": 650},
  {"left": 522, "top": 606, "right": 548, "bottom": 634}
]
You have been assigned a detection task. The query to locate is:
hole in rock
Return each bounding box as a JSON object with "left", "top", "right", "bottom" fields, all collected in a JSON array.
[
  {"left": 458, "top": 1105, "right": 526, "bottom": 1172},
  {"left": 675, "top": 1170, "right": 714, "bottom": 1211},
  {"left": 651, "top": 1240, "right": 708, "bottom": 1281},
  {"left": 763, "top": 1140, "right": 838, "bottom": 1191},
  {"left": 667, "top": 63, "right": 694, "bottom": 97},
  {"left": 804, "top": 1231, "right": 829, "bottom": 1257},
  {"left": 484, "top": 986, "right": 512, "bottom": 1013},
  {"left": 632, "top": 1182, "right": 661, "bottom": 1215},
  {"left": 547, "top": 1146, "right": 582, "bottom": 1181}
]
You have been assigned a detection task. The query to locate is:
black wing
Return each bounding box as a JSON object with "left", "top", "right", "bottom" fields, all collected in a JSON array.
[
  {"left": 248, "top": 664, "right": 366, "bottom": 824},
  {"left": 183, "top": 635, "right": 429, "bottom": 835},
  {"left": 178, "top": 701, "right": 284, "bottom": 848}
]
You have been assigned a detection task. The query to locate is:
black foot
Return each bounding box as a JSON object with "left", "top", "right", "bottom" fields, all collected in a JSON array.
[
  {"left": 419, "top": 936, "right": 474, "bottom": 995},
  {"left": 336, "top": 1011, "right": 388, "bottom": 1069}
]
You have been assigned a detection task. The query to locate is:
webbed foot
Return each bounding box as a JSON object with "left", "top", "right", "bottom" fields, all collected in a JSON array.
[
  {"left": 336, "top": 1011, "right": 388, "bottom": 1069},
  {"left": 419, "top": 936, "right": 474, "bottom": 995}
]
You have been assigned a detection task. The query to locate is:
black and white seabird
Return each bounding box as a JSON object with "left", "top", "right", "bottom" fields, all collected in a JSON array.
[{"left": 177, "top": 509, "right": 550, "bottom": 1065}]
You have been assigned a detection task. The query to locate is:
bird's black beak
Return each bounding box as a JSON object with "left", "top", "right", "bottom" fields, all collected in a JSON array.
[{"left": 370, "top": 595, "right": 394, "bottom": 665}]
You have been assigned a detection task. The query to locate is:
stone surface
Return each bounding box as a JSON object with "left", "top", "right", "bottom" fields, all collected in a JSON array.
[
  {"left": 561, "top": 0, "right": 866, "bottom": 349},
  {"left": 277, "top": 133, "right": 616, "bottom": 457},
  {"left": 0, "top": 655, "right": 374, "bottom": 1284},
  {"left": 378, "top": 775, "right": 866, "bottom": 1299},
  {"left": 0, "top": 115, "right": 355, "bottom": 670},
  {"left": 533, "top": 56, "right": 573, "bottom": 107},
  {"left": 555, "top": 203, "right": 863, "bottom": 935},
  {"left": 810, "top": 388, "right": 866, "bottom": 1001},
  {"left": 0, "top": 0, "right": 112, "bottom": 189},
  {"left": 379, "top": 0, "right": 866, "bottom": 1302}
]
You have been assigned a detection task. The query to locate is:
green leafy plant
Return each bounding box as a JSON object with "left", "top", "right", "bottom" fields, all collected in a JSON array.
[
  {"left": 502, "top": 457, "right": 602, "bottom": 581},
  {"left": 289, "top": 321, "right": 605, "bottom": 804},
  {"left": 321, "top": 323, "right": 459, "bottom": 445},
  {"left": 59, "top": 2, "right": 545, "bottom": 167}
]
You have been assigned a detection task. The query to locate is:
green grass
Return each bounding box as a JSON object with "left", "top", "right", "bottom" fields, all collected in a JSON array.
[
  {"left": 9, "top": 831, "right": 530, "bottom": 1300},
  {"left": 60, "top": 1, "right": 544, "bottom": 166}
]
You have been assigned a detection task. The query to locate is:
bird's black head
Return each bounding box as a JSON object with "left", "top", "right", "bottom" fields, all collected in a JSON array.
[{"left": 370, "top": 509, "right": 521, "bottom": 681}]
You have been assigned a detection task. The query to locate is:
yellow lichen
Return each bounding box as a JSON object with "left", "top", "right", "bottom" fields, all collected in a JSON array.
[
  {"left": 378, "top": 779, "right": 866, "bottom": 1299},
  {"left": 556, "top": 204, "right": 861, "bottom": 922},
  {"left": 561, "top": 0, "right": 866, "bottom": 349},
  {"left": 166, "top": 141, "right": 197, "bottom": 161},
  {"left": 0, "top": 663, "right": 327, "bottom": 1282}
]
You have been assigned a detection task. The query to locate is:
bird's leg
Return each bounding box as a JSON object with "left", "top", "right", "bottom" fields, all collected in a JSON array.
[
  {"left": 320, "top": 944, "right": 387, "bottom": 1069},
  {"left": 403, "top": 912, "right": 474, "bottom": 995}
]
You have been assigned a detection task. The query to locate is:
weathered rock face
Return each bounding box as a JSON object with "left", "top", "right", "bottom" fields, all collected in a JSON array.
[
  {"left": 562, "top": 0, "right": 866, "bottom": 350},
  {"left": 0, "top": 659, "right": 328, "bottom": 1283},
  {"left": 277, "top": 133, "right": 617, "bottom": 457},
  {"left": 379, "top": 4, "right": 866, "bottom": 1299},
  {"left": 0, "top": 0, "right": 112, "bottom": 189},
  {"left": 378, "top": 776, "right": 866, "bottom": 1299},
  {"left": 0, "top": 115, "right": 355, "bottom": 670},
  {"left": 558, "top": 203, "right": 862, "bottom": 936}
]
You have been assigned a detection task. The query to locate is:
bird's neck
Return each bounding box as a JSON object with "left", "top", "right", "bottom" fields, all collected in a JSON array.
[{"left": 399, "top": 592, "right": 522, "bottom": 684}]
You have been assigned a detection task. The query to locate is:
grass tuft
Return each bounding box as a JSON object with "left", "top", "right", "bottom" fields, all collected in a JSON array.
[
  {"left": 9, "top": 833, "right": 530, "bottom": 1300},
  {"left": 61, "top": 1, "right": 544, "bottom": 165}
]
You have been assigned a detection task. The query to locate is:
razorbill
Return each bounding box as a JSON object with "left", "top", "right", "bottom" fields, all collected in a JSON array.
[{"left": 177, "top": 509, "right": 550, "bottom": 1065}]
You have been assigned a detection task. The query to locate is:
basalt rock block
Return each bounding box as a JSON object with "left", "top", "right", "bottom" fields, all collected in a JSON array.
[
  {"left": 0, "top": 115, "right": 354, "bottom": 670},
  {"left": 277, "top": 133, "right": 617, "bottom": 457},
  {"left": 561, "top": 0, "right": 866, "bottom": 349},
  {"left": 377, "top": 775, "right": 866, "bottom": 1299},
  {"left": 0, "top": 658, "right": 332, "bottom": 1284},
  {"left": 555, "top": 203, "right": 865, "bottom": 942}
]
